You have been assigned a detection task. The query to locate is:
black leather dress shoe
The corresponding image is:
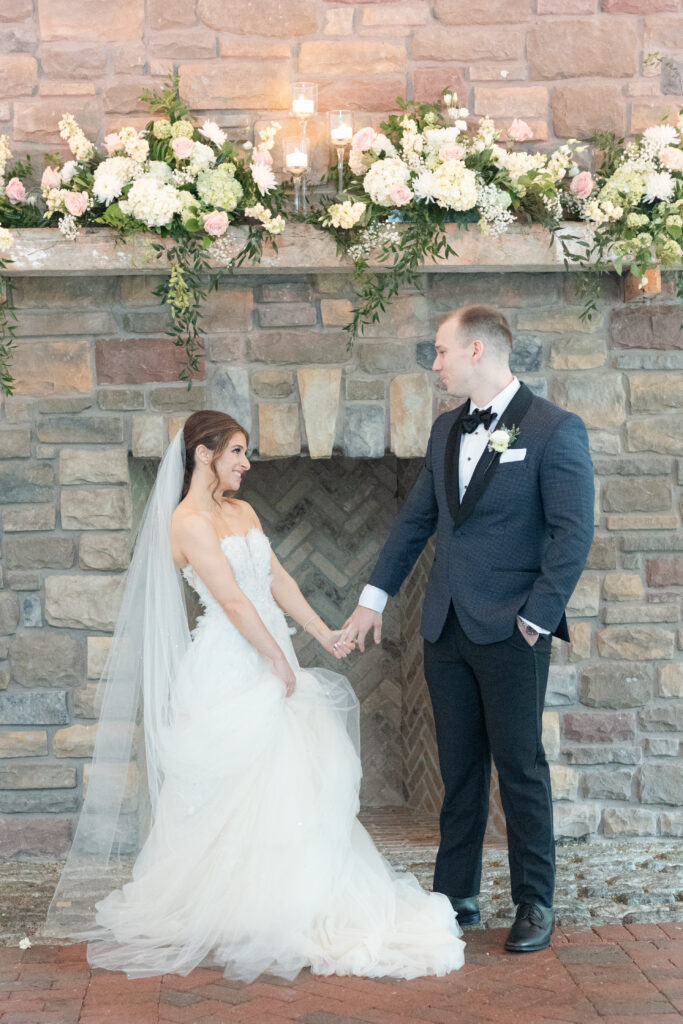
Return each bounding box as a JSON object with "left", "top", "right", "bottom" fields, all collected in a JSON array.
[
  {"left": 447, "top": 895, "right": 481, "bottom": 926},
  {"left": 504, "top": 902, "right": 554, "bottom": 952}
]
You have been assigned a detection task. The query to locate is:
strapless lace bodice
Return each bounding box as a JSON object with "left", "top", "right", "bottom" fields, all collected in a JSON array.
[{"left": 182, "top": 527, "right": 275, "bottom": 621}]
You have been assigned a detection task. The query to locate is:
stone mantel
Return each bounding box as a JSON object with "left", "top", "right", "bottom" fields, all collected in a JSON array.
[{"left": 4, "top": 222, "right": 597, "bottom": 277}]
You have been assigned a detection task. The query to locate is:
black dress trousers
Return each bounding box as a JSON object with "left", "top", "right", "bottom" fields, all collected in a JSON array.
[{"left": 423, "top": 604, "right": 555, "bottom": 909}]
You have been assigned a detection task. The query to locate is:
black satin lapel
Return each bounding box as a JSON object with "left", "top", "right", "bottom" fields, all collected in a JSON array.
[
  {"left": 452, "top": 383, "right": 535, "bottom": 530},
  {"left": 444, "top": 404, "right": 467, "bottom": 522}
]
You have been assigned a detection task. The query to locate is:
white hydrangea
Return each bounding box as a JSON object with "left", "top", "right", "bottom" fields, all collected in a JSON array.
[
  {"left": 146, "top": 160, "right": 173, "bottom": 180},
  {"left": 429, "top": 161, "right": 478, "bottom": 211},
  {"left": 363, "top": 157, "right": 410, "bottom": 206},
  {"left": 349, "top": 148, "right": 375, "bottom": 177},
  {"left": 370, "top": 133, "right": 397, "bottom": 158},
  {"left": 188, "top": 142, "right": 216, "bottom": 173},
  {"left": 643, "top": 169, "right": 675, "bottom": 203},
  {"left": 119, "top": 175, "right": 183, "bottom": 227}
]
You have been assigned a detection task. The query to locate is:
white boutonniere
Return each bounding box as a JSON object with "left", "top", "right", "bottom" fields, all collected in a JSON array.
[{"left": 487, "top": 425, "right": 519, "bottom": 454}]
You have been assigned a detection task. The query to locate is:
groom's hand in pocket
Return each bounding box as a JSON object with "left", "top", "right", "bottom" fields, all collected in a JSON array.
[
  {"left": 341, "top": 606, "right": 382, "bottom": 652},
  {"left": 516, "top": 616, "right": 539, "bottom": 647}
]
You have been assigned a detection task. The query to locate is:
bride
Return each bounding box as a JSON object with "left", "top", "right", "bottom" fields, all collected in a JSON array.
[{"left": 46, "top": 410, "right": 464, "bottom": 981}]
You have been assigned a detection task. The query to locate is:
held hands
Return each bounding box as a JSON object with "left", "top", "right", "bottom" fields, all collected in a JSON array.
[
  {"left": 321, "top": 630, "right": 356, "bottom": 660},
  {"left": 340, "top": 605, "right": 382, "bottom": 653},
  {"left": 304, "top": 614, "right": 356, "bottom": 660}
]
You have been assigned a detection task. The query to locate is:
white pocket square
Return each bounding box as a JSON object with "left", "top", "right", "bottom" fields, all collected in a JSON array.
[{"left": 499, "top": 448, "right": 526, "bottom": 463}]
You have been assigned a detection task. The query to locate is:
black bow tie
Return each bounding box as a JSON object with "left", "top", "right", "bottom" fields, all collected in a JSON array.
[{"left": 461, "top": 406, "right": 496, "bottom": 434}]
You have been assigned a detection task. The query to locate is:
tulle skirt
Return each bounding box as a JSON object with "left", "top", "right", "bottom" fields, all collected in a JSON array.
[{"left": 86, "top": 635, "right": 464, "bottom": 981}]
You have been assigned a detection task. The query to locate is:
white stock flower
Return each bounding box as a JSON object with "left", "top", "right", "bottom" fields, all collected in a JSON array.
[
  {"left": 118, "top": 126, "right": 149, "bottom": 163},
  {"left": 324, "top": 200, "right": 366, "bottom": 229},
  {"left": 363, "top": 157, "right": 410, "bottom": 206},
  {"left": 643, "top": 170, "right": 675, "bottom": 203},
  {"left": 0, "top": 226, "right": 13, "bottom": 251},
  {"left": 0, "top": 134, "right": 10, "bottom": 182},
  {"left": 199, "top": 120, "right": 227, "bottom": 148}
]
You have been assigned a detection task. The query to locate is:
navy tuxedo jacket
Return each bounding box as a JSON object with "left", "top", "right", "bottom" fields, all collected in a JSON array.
[{"left": 369, "top": 382, "right": 595, "bottom": 645}]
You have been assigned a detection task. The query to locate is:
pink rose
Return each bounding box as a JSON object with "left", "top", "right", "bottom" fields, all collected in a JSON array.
[
  {"left": 252, "top": 149, "right": 273, "bottom": 166},
  {"left": 104, "top": 132, "right": 124, "bottom": 156},
  {"left": 507, "top": 118, "right": 533, "bottom": 143},
  {"left": 203, "top": 210, "right": 229, "bottom": 237},
  {"left": 660, "top": 146, "right": 683, "bottom": 172},
  {"left": 389, "top": 183, "right": 413, "bottom": 207},
  {"left": 171, "top": 136, "right": 194, "bottom": 160},
  {"left": 439, "top": 143, "right": 465, "bottom": 162},
  {"left": 570, "top": 171, "right": 594, "bottom": 199},
  {"left": 41, "top": 166, "right": 61, "bottom": 190},
  {"left": 64, "top": 191, "right": 89, "bottom": 217},
  {"left": 352, "top": 126, "right": 376, "bottom": 152},
  {"left": 5, "top": 177, "right": 26, "bottom": 204}
]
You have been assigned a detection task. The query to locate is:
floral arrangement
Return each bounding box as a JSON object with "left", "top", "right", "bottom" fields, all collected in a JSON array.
[
  {"left": 0, "top": 79, "right": 681, "bottom": 396},
  {"left": 0, "top": 76, "right": 286, "bottom": 389},
  {"left": 559, "top": 118, "right": 683, "bottom": 314},
  {"left": 316, "top": 93, "right": 578, "bottom": 335}
]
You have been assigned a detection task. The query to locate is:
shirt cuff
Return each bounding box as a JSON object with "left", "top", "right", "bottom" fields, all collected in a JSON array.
[
  {"left": 518, "top": 615, "right": 550, "bottom": 636},
  {"left": 359, "top": 584, "right": 388, "bottom": 614}
]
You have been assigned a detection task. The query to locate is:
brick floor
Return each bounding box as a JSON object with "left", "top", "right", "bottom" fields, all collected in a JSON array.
[{"left": 1, "top": 925, "right": 682, "bottom": 1023}]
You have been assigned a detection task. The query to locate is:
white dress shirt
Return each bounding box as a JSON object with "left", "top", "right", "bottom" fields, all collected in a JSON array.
[{"left": 359, "top": 377, "right": 548, "bottom": 635}]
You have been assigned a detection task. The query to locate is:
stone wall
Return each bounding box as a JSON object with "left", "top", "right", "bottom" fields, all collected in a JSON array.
[
  {"left": 1, "top": 0, "right": 682, "bottom": 164},
  {"left": 0, "top": 249, "right": 682, "bottom": 858}
]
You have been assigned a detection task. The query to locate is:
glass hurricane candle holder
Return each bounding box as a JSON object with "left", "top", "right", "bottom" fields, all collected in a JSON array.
[
  {"left": 283, "top": 136, "right": 310, "bottom": 214},
  {"left": 328, "top": 109, "right": 353, "bottom": 196},
  {"left": 292, "top": 82, "right": 317, "bottom": 136}
]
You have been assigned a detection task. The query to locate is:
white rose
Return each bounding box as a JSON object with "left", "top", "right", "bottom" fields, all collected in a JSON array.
[{"left": 488, "top": 429, "right": 511, "bottom": 453}]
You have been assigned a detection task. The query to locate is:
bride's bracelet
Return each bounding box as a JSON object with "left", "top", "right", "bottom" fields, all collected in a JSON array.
[{"left": 303, "top": 614, "right": 317, "bottom": 634}]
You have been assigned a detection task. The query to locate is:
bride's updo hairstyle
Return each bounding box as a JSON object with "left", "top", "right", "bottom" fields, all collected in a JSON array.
[{"left": 180, "top": 410, "right": 249, "bottom": 503}]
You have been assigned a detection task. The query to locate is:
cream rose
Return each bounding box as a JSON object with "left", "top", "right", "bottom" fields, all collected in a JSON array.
[
  {"left": 389, "top": 183, "right": 413, "bottom": 207},
  {"left": 203, "top": 210, "right": 229, "bottom": 237},
  {"left": 352, "top": 126, "right": 376, "bottom": 152},
  {"left": 570, "top": 171, "right": 594, "bottom": 199},
  {"left": 41, "top": 166, "right": 61, "bottom": 190},
  {"left": 171, "top": 136, "right": 194, "bottom": 160},
  {"left": 507, "top": 119, "right": 533, "bottom": 143},
  {"left": 64, "top": 191, "right": 89, "bottom": 217},
  {"left": 5, "top": 177, "right": 26, "bottom": 203},
  {"left": 660, "top": 146, "right": 683, "bottom": 172}
]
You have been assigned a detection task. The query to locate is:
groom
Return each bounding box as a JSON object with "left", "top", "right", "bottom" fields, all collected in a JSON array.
[{"left": 341, "top": 304, "right": 594, "bottom": 952}]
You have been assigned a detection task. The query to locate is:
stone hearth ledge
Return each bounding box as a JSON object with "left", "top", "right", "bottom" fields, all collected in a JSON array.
[{"left": 4, "top": 222, "right": 598, "bottom": 276}]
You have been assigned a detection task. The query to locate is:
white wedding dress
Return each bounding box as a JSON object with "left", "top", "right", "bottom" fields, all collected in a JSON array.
[{"left": 87, "top": 527, "right": 464, "bottom": 981}]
